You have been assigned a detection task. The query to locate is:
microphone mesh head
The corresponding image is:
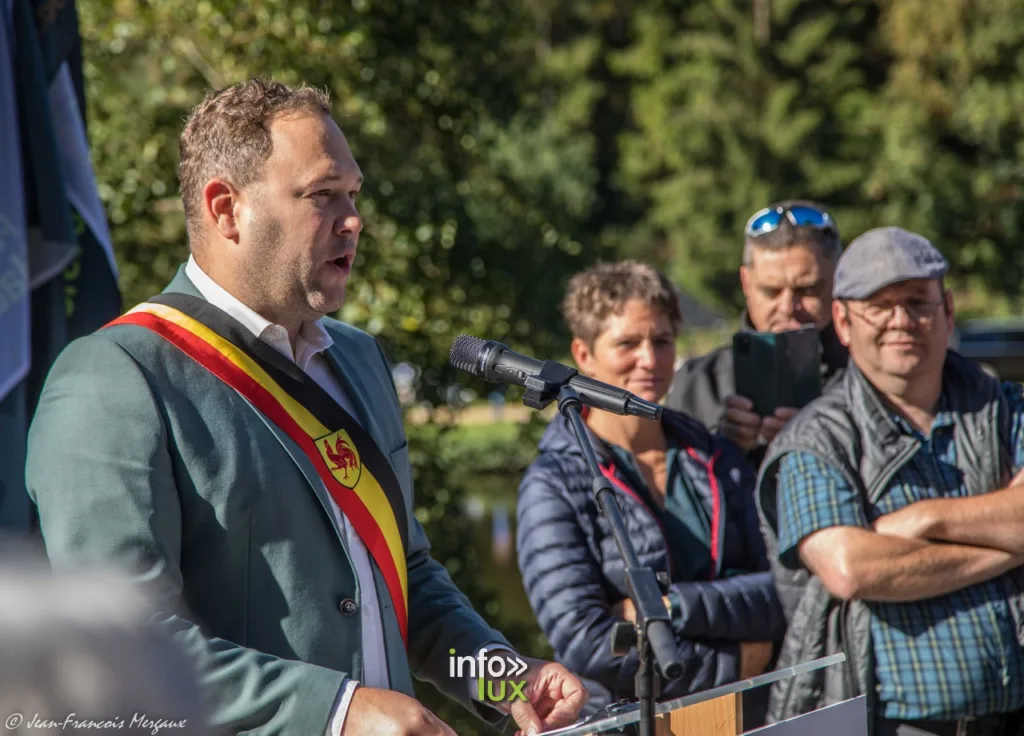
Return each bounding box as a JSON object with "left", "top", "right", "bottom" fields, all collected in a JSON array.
[{"left": 449, "top": 335, "right": 487, "bottom": 376}]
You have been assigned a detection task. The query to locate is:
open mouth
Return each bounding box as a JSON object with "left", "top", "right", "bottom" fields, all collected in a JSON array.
[{"left": 328, "top": 254, "right": 353, "bottom": 272}]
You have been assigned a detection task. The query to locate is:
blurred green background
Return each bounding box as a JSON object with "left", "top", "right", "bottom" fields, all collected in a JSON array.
[{"left": 73, "top": 0, "right": 1024, "bottom": 732}]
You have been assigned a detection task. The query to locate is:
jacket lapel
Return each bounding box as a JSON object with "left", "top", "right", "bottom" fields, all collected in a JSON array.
[
  {"left": 163, "top": 265, "right": 388, "bottom": 453},
  {"left": 322, "top": 338, "right": 393, "bottom": 456}
]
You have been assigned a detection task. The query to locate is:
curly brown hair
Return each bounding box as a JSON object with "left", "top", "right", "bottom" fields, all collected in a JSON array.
[
  {"left": 561, "top": 260, "right": 683, "bottom": 344},
  {"left": 178, "top": 76, "right": 332, "bottom": 244}
]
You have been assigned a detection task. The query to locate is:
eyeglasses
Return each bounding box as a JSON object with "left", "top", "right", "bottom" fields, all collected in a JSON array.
[
  {"left": 745, "top": 204, "right": 839, "bottom": 239},
  {"left": 847, "top": 300, "right": 946, "bottom": 327}
]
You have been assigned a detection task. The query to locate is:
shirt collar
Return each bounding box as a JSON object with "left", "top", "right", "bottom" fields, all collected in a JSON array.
[
  {"left": 890, "top": 391, "right": 955, "bottom": 436},
  {"left": 185, "top": 255, "right": 333, "bottom": 368},
  {"left": 933, "top": 392, "right": 954, "bottom": 427}
]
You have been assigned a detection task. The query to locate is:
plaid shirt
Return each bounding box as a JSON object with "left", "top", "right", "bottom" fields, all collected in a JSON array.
[{"left": 776, "top": 380, "right": 1024, "bottom": 721}]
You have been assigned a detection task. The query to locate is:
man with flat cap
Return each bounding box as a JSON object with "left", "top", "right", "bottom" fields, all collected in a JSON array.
[{"left": 757, "top": 227, "right": 1024, "bottom": 735}]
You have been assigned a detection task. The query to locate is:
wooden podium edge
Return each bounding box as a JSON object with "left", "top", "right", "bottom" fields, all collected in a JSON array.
[{"left": 655, "top": 691, "right": 743, "bottom": 736}]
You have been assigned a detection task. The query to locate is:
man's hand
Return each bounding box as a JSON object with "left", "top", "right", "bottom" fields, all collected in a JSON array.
[
  {"left": 722, "top": 396, "right": 762, "bottom": 451},
  {"left": 761, "top": 407, "right": 798, "bottom": 444},
  {"left": 871, "top": 477, "right": 1024, "bottom": 541},
  {"left": 739, "top": 642, "right": 773, "bottom": 679},
  {"left": 722, "top": 397, "right": 797, "bottom": 450},
  {"left": 341, "top": 687, "right": 456, "bottom": 736},
  {"left": 505, "top": 658, "right": 588, "bottom": 736}
]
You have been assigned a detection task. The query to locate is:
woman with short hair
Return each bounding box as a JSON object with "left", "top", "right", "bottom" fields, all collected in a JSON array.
[{"left": 516, "top": 260, "right": 785, "bottom": 724}]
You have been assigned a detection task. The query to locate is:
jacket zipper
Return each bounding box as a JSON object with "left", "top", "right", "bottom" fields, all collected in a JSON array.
[
  {"left": 686, "top": 447, "right": 723, "bottom": 580},
  {"left": 599, "top": 447, "right": 724, "bottom": 582},
  {"left": 598, "top": 461, "right": 675, "bottom": 579}
]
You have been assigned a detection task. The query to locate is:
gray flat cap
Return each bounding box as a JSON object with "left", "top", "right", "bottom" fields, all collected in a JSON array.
[{"left": 833, "top": 226, "right": 949, "bottom": 300}]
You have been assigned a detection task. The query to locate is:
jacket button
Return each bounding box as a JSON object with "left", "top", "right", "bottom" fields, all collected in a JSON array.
[{"left": 340, "top": 598, "right": 358, "bottom": 616}]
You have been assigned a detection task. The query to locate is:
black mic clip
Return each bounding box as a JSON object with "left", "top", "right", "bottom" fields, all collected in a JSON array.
[{"left": 521, "top": 360, "right": 579, "bottom": 411}]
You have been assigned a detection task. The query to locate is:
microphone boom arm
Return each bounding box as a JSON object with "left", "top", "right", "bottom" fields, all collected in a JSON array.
[
  {"left": 554, "top": 385, "right": 684, "bottom": 736},
  {"left": 521, "top": 360, "right": 579, "bottom": 410}
]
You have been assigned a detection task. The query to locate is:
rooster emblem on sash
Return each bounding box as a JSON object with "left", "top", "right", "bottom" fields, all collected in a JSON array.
[{"left": 316, "top": 429, "right": 362, "bottom": 489}]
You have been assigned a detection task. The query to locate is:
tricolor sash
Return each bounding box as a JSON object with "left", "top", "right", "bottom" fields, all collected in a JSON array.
[{"left": 107, "top": 293, "right": 410, "bottom": 645}]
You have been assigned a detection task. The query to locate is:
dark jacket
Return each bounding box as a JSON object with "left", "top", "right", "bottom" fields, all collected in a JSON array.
[
  {"left": 665, "top": 314, "right": 849, "bottom": 465},
  {"left": 517, "top": 408, "right": 786, "bottom": 705},
  {"left": 757, "top": 350, "right": 1024, "bottom": 730}
]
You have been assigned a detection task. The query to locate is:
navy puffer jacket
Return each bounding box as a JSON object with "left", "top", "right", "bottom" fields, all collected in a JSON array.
[{"left": 516, "top": 408, "right": 785, "bottom": 702}]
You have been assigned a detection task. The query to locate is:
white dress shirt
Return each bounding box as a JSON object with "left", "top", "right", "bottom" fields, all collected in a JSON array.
[{"left": 185, "top": 257, "right": 378, "bottom": 735}]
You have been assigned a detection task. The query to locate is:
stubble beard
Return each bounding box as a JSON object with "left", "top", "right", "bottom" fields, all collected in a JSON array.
[
  {"left": 307, "top": 279, "right": 347, "bottom": 317},
  {"left": 243, "top": 209, "right": 313, "bottom": 324}
]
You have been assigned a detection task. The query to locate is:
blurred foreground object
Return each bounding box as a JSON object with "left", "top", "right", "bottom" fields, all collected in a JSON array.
[{"left": 0, "top": 541, "right": 209, "bottom": 735}]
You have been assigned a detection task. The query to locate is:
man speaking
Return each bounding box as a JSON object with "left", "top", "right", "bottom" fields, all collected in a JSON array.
[{"left": 26, "top": 77, "right": 585, "bottom": 736}]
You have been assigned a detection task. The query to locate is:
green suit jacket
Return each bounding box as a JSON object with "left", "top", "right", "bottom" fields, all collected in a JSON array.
[{"left": 26, "top": 267, "right": 512, "bottom": 734}]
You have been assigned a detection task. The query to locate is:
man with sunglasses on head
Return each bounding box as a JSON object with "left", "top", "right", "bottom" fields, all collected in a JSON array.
[
  {"left": 757, "top": 227, "right": 1024, "bottom": 735},
  {"left": 665, "top": 200, "right": 848, "bottom": 465}
]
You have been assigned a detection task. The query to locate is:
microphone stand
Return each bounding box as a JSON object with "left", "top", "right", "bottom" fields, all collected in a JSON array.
[{"left": 519, "top": 361, "right": 684, "bottom": 736}]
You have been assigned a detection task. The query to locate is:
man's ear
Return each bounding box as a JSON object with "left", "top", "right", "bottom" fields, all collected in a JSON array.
[
  {"left": 203, "top": 178, "right": 241, "bottom": 243},
  {"left": 943, "top": 289, "right": 956, "bottom": 332},
  {"left": 833, "top": 300, "right": 852, "bottom": 346},
  {"left": 570, "top": 337, "right": 593, "bottom": 375}
]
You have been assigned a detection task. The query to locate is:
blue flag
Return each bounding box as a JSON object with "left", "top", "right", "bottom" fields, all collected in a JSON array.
[
  {"left": 0, "top": 0, "right": 32, "bottom": 532},
  {"left": 0, "top": 0, "right": 120, "bottom": 532},
  {"left": 0, "top": 0, "right": 28, "bottom": 404},
  {"left": 50, "top": 60, "right": 120, "bottom": 341}
]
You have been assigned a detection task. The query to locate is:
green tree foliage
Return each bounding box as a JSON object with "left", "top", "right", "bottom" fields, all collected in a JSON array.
[
  {"left": 867, "top": 0, "right": 1024, "bottom": 314},
  {"left": 591, "top": 0, "right": 1024, "bottom": 317},
  {"left": 78, "top": 0, "right": 1024, "bottom": 365},
  {"left": 525, "top": 0, "right": 645, "bottom": 236},
  {"left": 613, "top": 0, "right": 886, "bottom": 310}
]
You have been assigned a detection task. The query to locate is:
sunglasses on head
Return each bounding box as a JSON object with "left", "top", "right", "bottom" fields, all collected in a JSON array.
[{"left": 745, "top": 204, "right": 838, "bottom": 239}]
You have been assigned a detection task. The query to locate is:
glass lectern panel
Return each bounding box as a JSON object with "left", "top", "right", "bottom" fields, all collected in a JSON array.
[{"left": 543, "top": 653, "right": 848, "bottom": 736}]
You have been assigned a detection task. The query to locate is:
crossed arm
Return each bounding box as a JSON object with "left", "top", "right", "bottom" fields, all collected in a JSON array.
[
  {"left": 778, "top": 453, "right": 1024, "bottom": 604},
  {"left": 798, "top": 525, "right": 1024, "bottom": 602},
  {"left": 870, "top": 469, "right": 1024, "bottom": 555}
]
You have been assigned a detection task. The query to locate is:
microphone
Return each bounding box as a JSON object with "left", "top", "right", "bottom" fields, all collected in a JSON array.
[{"left": 449, "top": 335, "right": 663, "bottom": 421}]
